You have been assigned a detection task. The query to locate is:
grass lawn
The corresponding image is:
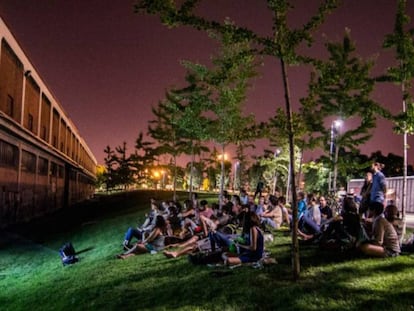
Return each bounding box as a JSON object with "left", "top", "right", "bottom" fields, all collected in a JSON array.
[{"left": 1, "top": 190, "right": 413, "bottom": 311}]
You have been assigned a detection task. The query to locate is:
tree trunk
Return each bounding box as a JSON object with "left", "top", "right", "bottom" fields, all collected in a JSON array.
[
  {"left": 333, "top": 141, "right": 340, "bottom": 193},
  {"left": 219, "top": 143, "right": 225, "bottom": 210},
  {"left": 173, "top": 155, "right": 177, "bottom": 200},
  {"left": 189, "top": 146, "right": 195, "bottom": 200},
  {"left": 401, "top": 82, "right": 408, "bottom": 242},
  {"left": 280, "top": 58, "right": 300, "bottom": 280}
]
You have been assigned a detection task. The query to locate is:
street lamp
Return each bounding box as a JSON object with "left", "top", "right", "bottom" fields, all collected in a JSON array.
[
  {"left": 273, "top": 148, "right": 281, "bottom": 195},
  {"left": 328, "top": 119, "right": 343, "bottom": 193},
  {"left": 234, "top": 161, "right": 240, "bottom": 192}
]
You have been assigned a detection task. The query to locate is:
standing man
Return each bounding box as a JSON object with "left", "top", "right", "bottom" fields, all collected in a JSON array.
[
  {"left": 359, "top": 171, "right": 373, "bottom": 218},
  {"left": 370, "top": 162, "right": 387, "bottom": 206}
]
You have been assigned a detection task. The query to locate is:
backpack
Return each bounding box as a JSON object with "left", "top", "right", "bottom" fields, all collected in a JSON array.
[
  {"left": 188, "top": 250, "right": 223, "bottom": 265},
  {"left": 59, "top": 242, "right": 79, "bottom": 266}
]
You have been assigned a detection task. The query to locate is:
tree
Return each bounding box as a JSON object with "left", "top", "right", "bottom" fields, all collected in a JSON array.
[
  {"left": 302, "top": 160, "right": 330, "bottom": 194},
  {"left": 167, "top": 71, "right": 211, "bottom": 198},
  {"left": 131, "top": 132, "right": 157, "bottom": 187},
  {"left": 95, "top": 164, "right": 106, "bottom": 190},
  {"left": 103, "top": 145, "right": 117, "bottom": 191},
  {"left": 382, "top": 0, "right": 414, "bottom": 238},
  {"left": 135, "top": 0, "right": 339, "bottom": 280},
  {"left": 148, "top": 93, "right": 188, "bottom": 197},
  {"left": 182, "top": 27, "right": 258, "bottom": 206},
  {"left": 113, "top": 142, "right": 135, "bottom": 190},
  {"left": 301, "top": 31, "right": 385, "bottom": 193},
  {"left": 259, "top": 147, "right": 290, "bottom": 196}
]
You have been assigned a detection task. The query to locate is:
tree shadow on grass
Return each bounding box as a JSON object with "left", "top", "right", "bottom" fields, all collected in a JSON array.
[{"left": 76, "top": 246, "right": 95, "bottom": 255}]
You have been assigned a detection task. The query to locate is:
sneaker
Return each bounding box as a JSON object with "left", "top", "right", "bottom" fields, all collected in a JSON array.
[{"left": 122, "top": 241, "right": 131, "bottom": 251}]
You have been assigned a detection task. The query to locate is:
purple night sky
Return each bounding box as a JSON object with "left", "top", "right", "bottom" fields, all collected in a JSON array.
[{"left": 0, "top": 0, "right": 413, "bottom": 166}]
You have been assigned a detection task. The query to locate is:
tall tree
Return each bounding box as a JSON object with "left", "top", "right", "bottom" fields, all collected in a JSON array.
[
  {"left": 135, "top": 0, "right": 338, "bottom": 280},
  {"left": 114, "top": 142, "right": 135, "bottom": 190},
  {"left": 103, "top": 145, "right": 116, "bottom": 191},
  {"left": 131, "top": 132, "right": 157, "bottom": 187},
  {"left": 301, "top": 32, "right": 385, "bottom": 193},
  {"left": 382, "top": 0, "right": 414, "bottom": 237},
  {"left": 168, "top": 71, "right": 211, "bottom": 198},
  {"left": 148, "top": 92, "right": 188, "bottom": 198},
  {"left": 182, "top": 27, "right": 258, "bottom": 206}
]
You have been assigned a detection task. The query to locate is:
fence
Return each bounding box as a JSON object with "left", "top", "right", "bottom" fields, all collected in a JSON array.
[{"left": 347, "top": 176, "right": 414, "bottom": 213}]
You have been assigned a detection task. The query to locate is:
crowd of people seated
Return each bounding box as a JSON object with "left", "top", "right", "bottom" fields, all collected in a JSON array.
[{"left": 116, "top": 162, "right": 414, "bottom": 265}]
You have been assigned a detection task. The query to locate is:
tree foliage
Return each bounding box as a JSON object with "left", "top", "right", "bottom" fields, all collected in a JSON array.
[
  {"left": 301, "top": 32, "right": 384, "bottom": 154},
  {"left": 135, "top": 0, "right": 339, "bottom": 280}
]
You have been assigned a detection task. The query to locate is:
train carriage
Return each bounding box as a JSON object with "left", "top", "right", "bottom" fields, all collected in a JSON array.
[{"left": 0, "top": 17, "right": 96, "bottom": 227}]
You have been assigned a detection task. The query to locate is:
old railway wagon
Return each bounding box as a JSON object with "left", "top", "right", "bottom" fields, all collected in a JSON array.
[{"left": 0, "top": 17, "right": 96, "bottom": 227}]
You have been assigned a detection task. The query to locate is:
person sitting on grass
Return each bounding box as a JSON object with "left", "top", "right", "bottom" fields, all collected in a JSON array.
[
  {"left": 260, "top": 195, "right": 290, "bottom": 230},
  {"left": 384, "top": 203, "right": 403, "bottom": 242},
  {"left": 359, "top": 202, "right": 400, "bottom": 258},
  {"left": 162, "top": 213, "right": 218, "bottom": 259},
  {"left": 122, "top": 197, "right": 160, "bottom": 250},
  {"left": 178, "top": 199, "right": 213, "bottom": 239},
  {"left": 317, "top": 196, "right": 361, "bottom": 250},
  {"left": 297, "top": 194, "right": 321, "bottom": 240},
  {"left": 318, "top": 196, "right": 333, "bottom": 225},
  {"left": 221, "top": 211, "right": 264, "bottom": 266},
  {"left": 117, "top": 215, "right": 167, "bottom": 259}
]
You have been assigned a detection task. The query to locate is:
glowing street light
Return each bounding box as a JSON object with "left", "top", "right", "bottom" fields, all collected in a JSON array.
[
  {"left": 217, "top": 153, "right": 229, "bottom": 161},
  {"left": 273, "top": 148, "right": 281, "bottom": 195},
  {"left": 234, "top": 161, "right": 240, "bottom": 191},
  {"left": 328, "top": 119, "right": 343, "bottom": 193}
]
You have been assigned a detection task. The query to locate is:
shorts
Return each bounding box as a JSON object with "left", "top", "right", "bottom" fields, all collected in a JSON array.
[{"left": 239, "top": 252, "right": 262, "bottom": 263}]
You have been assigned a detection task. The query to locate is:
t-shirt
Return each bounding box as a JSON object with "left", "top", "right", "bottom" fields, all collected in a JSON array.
[
  {"left": 372, "top": 215, "right": 400, "bottom": 254},
  {"left": 370, "top": 171, "right": 386, "bottom": 203},
  {"left": 298, "top": 200, "right": 306, "bottom": 218}
]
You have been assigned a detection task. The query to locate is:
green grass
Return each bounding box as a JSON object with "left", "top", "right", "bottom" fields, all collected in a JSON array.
[{"left": 1, "top": 190, "right": 414, "bottom": 311}]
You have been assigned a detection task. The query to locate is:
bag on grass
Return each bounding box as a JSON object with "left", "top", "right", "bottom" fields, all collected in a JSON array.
[
  {"left": 188, "top": 250, "right": 223, "bottom": 265},
  {"left": 59, "top": 242, "right": 79, "bottom": 266}
]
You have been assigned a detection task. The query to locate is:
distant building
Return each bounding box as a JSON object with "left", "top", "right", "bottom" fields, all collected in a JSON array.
[{"left": 0, "top": 17, "right": 96, "bottom": 227}]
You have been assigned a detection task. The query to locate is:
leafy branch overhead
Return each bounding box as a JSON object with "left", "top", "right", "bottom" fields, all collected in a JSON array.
[
  {"left": 382, "top": 0, "right": 414, "bottom": 135},
  {"left": 300, "top": 32, "right": 384, "bottom": 154}
]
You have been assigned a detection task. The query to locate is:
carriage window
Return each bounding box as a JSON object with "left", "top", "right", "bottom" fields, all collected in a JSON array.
[
  {"left": 0, "top": 140, "right": 18, "bottom": 168},
  {"left": 21, "top": 150, "right": 36, "bottom": 173}
]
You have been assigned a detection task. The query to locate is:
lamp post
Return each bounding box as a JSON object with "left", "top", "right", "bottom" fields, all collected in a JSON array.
[
  {"left": 273, "top": 148, "right": 281, "bottom": 195},
  {"left": 234, "top": 161, "right": 240, "bottom": 192},
  {"left": 217, "top": 150, "right": 228, "bottom": 208},
  {"left": 328, "top": 119, "right": 343, "bottom": 194}
]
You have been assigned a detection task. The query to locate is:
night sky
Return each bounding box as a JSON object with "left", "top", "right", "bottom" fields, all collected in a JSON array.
[{"left": 1, "top": 0, "right": 413, "bottom": 166}]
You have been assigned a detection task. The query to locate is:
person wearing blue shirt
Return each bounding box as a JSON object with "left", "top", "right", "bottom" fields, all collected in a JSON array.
[
  {"left": 370, "top": 162, "right": 387, "bottom": 205},
  {"left": 298, "top": 192, "right": 307, "bottom": 219}
]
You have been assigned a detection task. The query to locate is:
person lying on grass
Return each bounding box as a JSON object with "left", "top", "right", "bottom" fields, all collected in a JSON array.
[
  {"left": 117, "top": 215, "right": 167, "bottom": 259},
  {"left": 222, "top": 211, "right": 264, "bottom": 266},
  {"left": 359, "top": 202, "right": 400, "bottom": 258}
]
